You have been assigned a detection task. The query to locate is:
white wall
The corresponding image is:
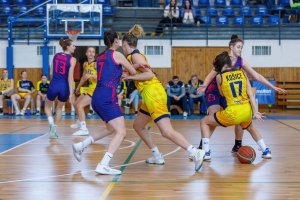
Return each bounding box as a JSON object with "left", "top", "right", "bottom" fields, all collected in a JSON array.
[{"left": 1, "top": 39, "right": 300, "bottom": 69}]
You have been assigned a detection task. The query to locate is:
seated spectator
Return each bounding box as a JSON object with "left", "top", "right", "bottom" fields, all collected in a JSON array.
[
  {"left": 11, "top": 70, "right": 35, "bottom": 115},
  {"left": 163, "top": 0, "right": 181, "bottom": 30},
  {"left": 290, "top": 0, "right": 300, "bottom": 23},
  {"left": 181, "top": 0, "right": 196, "bottom": 25},
  {"left": 125, "top": 79, "right": 141, "bottom": 115},
  {"left": 36, "top": 74, "right": 50, "bottom": 116},
  {"left": 187, "top": 74, "right": 207, "bottom": 115},
  {"left": 167, "top": 75, "right": 188, "bottom": 117},
  {"left": 116, "top": 79, "right": 126, "bottom": 107},
  {"left": 0, "top": 69, "right": 14, "bottom": 115}
]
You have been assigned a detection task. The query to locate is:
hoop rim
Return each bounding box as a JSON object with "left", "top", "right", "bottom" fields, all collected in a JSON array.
[{"left": 66, "top": 30, "right": 81, "bottom": 41}]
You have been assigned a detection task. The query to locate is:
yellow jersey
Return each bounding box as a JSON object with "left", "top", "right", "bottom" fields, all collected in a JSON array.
[
  {"left": 126, "top": 49, "right": 160, "bottom": 92},
  {"left": 0, "top": 78, "right": 12, "bottom": 91},
  {"left": 220, "top": 69, "right": 249, "bottom": 106},
  {"left": 85, "top": 61, "right": 97, "bottom": 88}
]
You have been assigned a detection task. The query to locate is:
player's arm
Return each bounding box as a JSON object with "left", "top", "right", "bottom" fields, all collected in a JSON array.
[
  {"left": 76, "top": 62, "right": 88, "bottom": 90},
  {"left": 216, "top": 74, "right": 224, "bottom": 96},
  {"left": 243, "top": 60, "right": 286, "bottom": 93},
  {"left": 197, "top": 69, "right": 218, "bottom": 94},
  {"left": 179, "top": 83, "right": 186, "bottom": 99},
  {"left": 68, "top": 57, "right": 76, "bottom": 104},
  {"left": 30, "top": 81, "right": 36, "bottom": 94},
  {"left": 245, "top": 73, "right": 264, "bottom": 121},
  {"left": 2, "top": 79, "right": 14, "bottom": 94},
  {"left": 114, "top": 51, "right": 136, "bottom": 75}
]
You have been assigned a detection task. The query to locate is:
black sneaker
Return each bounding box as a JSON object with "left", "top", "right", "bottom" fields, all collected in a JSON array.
[
  {"left": 125, "top": 103, "right": 130, "bottom": 108},
  {"left": 231, "top": 145, "right": 242, "bottom": 153}
]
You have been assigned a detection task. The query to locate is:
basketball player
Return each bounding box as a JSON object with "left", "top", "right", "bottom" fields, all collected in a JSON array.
[
  {"left": 72, "top": 31, "right": 141, "bottom": 175},
  {"left": 70, "top": 47, "right": 97, "bottom": 136},
  {"left": 197, "top": 35, "right": 286, "bottom": 157},
  {"left": 200, "top": 52, "right": 272, "bottom": 159},
  {"left": 36, "top": 74, "right": 50, "bottom": 116},
  {"left": 122, "top": 24, "right": 205, "bottom": 172},
  {"left": 45, "top": 38, "right": 76, "bottom": 139},
  {"left": 0, "top": 69, "right": 14, "bottom": 115}
]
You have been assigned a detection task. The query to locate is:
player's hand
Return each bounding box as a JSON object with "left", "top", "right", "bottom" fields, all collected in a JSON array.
[
  {"left": 197, "top": 85, "right": 206, "bottom": 95},
  {"left": 75, "top": 87, "right": 80, "bottom": 95},
  {"left": 274, "top": 86, "right": 287, "bottom": 94},
  {"left": 253, "top": 112, "right": 265, "bottom": 121},
  {"left": 83, "top": 74, "right": 91, "bottom": 81},
  {"left": 122, "top": 71, "right": 130, "bottom": 79},
  {"left": 138, "top": 64, "right": 151, "bottom": 70}
]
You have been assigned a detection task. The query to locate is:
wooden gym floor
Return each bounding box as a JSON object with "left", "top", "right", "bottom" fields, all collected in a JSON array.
[{"left": 0, "top": 113, "right": 300, "bottom": 200}]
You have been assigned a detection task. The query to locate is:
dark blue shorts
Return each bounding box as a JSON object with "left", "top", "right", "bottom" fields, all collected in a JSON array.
[
  {"left": 92, "top": 87, "right": 123, "bottom": 123},
  {"left": 46, "top": 80, "right": 70, "bottom": 102},
  {"left": 205, "top": 81, "right": 227, "bottom": 109}
]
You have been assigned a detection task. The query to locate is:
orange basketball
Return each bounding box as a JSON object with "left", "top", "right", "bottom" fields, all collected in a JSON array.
[{"left": 237, "top": 146, "right": 256, "bottom": 164}]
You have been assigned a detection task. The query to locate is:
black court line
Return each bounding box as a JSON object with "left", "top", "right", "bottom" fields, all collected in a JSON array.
[{"left": 268, "top": 116, "right": 300, "bottom": 132}]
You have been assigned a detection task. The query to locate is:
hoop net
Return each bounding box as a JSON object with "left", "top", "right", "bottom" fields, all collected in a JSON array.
[{"left": 66, "top": 30, "right": 81, "bottom": 41}]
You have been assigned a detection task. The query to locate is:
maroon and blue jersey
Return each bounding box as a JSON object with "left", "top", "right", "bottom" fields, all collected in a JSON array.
[
  {"left": 47, "top": 52, "right": 73, "bottom": 102},
  {"left": 205, "top": 56, "right": 243, "bottom": 109},
  {"left": 92, "top": 49, "right": 123, "bottom": 123},
  {"left": 52, "top": 52, "right": 72, "bottom": 81}
]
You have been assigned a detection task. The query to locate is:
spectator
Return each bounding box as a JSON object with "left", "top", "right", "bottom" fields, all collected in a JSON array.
[
  {"left": 163, "top": 0, "right": 180, "bottom": 30},
  {"left": 167, "top": 75, "right": 188, "bottom": 117},
  {"left": 0, "top": 69, "right": 14, "bottom": 115},
  {"left": 181, "top": 0, "right": 196, "bottom": 24},
  {"left": 116, "top": 79, "right": 126, "bottom": 107},
  {"left": 187, "top": 74, "right": 207, "bottom": 115},
  {"left": 11, "top": 70, "right": 35, "bottom": 115},
  {"left": 36, "top": 74, "right": 50, "bottom": 116},
  {"left": 125, "top": 80, "right": 141, "bottom": 115},
  {"left": 290, "top": 0, "right": 300, "bottom": 23}
]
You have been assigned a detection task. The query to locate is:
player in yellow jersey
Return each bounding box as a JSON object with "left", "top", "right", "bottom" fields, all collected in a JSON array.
[
  {"left": 200, "top": 52, "right": 272, "bottom": 159},
  {"left": 122, "top": 24, "right": 205, "bottom": 172},
  {"left": 70, "top": 47, "right": 97, "bottom": 136},
  {"left": 0, "top": 69, "right": 14, "bottom": 115}
]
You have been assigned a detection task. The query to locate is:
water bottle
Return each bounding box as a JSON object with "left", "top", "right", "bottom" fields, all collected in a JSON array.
[{"left": 26, "top": 107, "right": 31, "bottom": 116}]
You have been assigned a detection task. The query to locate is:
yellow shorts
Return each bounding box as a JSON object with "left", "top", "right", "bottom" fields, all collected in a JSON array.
[
  {"left": 18, "top": 93, "right": 29, "bottom": 98},
  {"left": 215, "top": 103, "right": 252, "bottom": 129},
  {"left": 81, "top": 86, "right": 95, "bottom": 97},
  {"left": 139, "top": 83, "right": 170, "bottom": 122}
]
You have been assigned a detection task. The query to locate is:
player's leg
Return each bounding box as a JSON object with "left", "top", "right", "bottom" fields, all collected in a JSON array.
[
  {"left": 21, "top": 94, "right": 31, "bottom": 115},
  {"left": 70, "top": 94, "right": 85, "bottom": 129},
  {"left": 11, "top": 94, "right": 21, "bottom": 115},
  {"left": 232, "top": 125, "right": 244, "bottom": 153},
  {"left": 36, "top": 94, "right": 41, "bottom": 115},
  {"left": 72, "top": 95, "right": 91, "bottom": 136}
]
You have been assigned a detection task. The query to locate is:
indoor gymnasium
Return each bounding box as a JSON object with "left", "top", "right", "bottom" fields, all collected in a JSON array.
[{"left": 0, "top": 0, "right": 299, "bottom": 199}]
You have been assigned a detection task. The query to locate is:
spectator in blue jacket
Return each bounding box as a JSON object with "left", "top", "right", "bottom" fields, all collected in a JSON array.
[
  {"left": 187, "top": 74, "right": 207, "bottom": 115},
  {"left": 167, "top": 75, "right": 188, "bottom": 117}
]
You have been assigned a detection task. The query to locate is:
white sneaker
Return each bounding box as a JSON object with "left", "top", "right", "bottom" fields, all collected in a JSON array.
[
  {"left": 72, "top": 142, "right": 84, "bottom": 162},
  {"left": 194, "top": 149, "right": 205, "bottom": 172},
  {"left": 49, "top": 124, "right": 58, "bottom": 139},
  {"left": 20, "top": 110, "right": 25, "bottom": 116},
  {"left": 72, "top": 128, "right": 89, "bottom": 136},
  {"left": 71, "top": 111, "right": 75, "bottom": 116},
  {"left": 95, "top": 164, "right": 122, "bottom": 175},
  {"left": 188, "top": 152, "right": 194, "bottom": 161},
  {"left": 15, "top": 110, "right": 21, "bottom": 116},
  {"left": 183, "top": 112, "right": 188, "bottom": 117},
  {"left": 146, "top": 153, "right": 165, "bottom": 165},
  {"left": 62, "top": 111, "right": 66, "bottom": 116},
  {"left": 70, "top": 121, "right": 80, "bottom": 129}
]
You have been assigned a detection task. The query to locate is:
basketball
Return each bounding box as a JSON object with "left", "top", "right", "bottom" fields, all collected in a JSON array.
[{"left": 237, "top": 146, "right": 256, "bottom": 164}]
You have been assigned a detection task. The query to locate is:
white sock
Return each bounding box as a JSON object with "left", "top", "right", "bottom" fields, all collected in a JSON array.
[
  {"left": 48, "top": 116, "right": 54, "bottom": 125},
  {"left": 257, "top": 139, "right": 267, "bottom": 152},
  {"left": 202, "top": 138, "right": 210, "bottom": 153},
  {"left": 187, "top": 145, "right": 196, "bottom": 155},
  {"left": 80, "top": 121, "right": 87, "bottom": 130},
  {"left": 100, "top": 152, "right": 113, "bottom": 166},
  {"left": 151, "top": 146, "right": 161, "bottom": 157},
  {"left": 82, "top": 136, "right": 94, "bottom": 148}
]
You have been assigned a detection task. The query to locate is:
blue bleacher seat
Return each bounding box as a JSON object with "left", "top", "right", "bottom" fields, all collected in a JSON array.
[
  {"left": 251, "top": 16, "right": 263, "bottom": 25},
  {"left": 198, "top": 0, "right": 209, "bottom": 7},
  {"left": 279, "top": 0, "right": 290, "bottom": 6},
  {"left": 2, "top": 5, "right": 13, "bottom": 15},
  {"left": 230, "top": 0, "right": 242, "bottom": 6},
  {"left": 214, "top": 0, "right": 226, "bottom": 6},
  {"left": 195, "top": 8, "right": 201, "bottom": 16},
  {"left": 18, "top": 5, "right": 29, "bottom": 14},
  {"left": 0, "top": 0, "right": 11, "bottom": 5},
  {"left": 216, "top": 16, "right": 229, "bottom": 25},
  {"left": 200, "top": 15, "right": 211, "bottom": 25},
  {"left": 256, "top": 5, "right": 268, "bottom": 16},
  {"left": 268, "top": 15, "right": 280, "bottom": 25},
  {"left": 34, "top": 6, "right": 46, "bottom": 16},
  {"left": 206, "top": 6, "right": 218, "bottom": 16},
  {"left": 234, "top": 16, "right": 245, "bottom": 25},
  {"left": 64, "top": 0, "right": 77, "bottom": 3},
  {"left": 31, "top": 0, "right": 42, "bottom": 4},
  {"left": 15, "top": 0, "right": 27, "bottom": 5},
  {"left": 223, "top": 6, "right": 234, "bottom": 16},
  {"left": 103, "top": 5, "right": 114, "bottom": 15},
  {"left": 240, "top": 5, "right": 252, "bottom": 17},
  {"left": 95, "top": 0, "right": 110, "bottom": 4}
]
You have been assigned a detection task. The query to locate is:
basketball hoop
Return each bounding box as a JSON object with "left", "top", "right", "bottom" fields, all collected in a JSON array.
[{"left": 66, "top": 30, "right": 81, "bottom": 41}]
